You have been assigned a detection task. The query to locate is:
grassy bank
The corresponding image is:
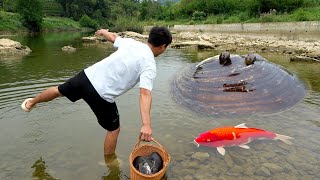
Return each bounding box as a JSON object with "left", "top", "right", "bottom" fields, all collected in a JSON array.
[
  {"left": 42, "top": 17, "right": 83, "bottom": 31},
  {"left": 0, "top": 11, "right": 82, "bottom": 33},
  {"left": 142, "top": 7, "right": 320, "bottom": 26}
]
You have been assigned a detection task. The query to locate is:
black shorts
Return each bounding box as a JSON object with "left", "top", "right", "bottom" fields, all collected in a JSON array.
[{"left": 58, "top": 70, "right": 120, "bottom": 131}]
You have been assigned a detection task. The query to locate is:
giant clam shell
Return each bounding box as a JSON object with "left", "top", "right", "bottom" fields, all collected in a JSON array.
[{"left": 171, "top": 54, "right": 307, "bottom": 115}]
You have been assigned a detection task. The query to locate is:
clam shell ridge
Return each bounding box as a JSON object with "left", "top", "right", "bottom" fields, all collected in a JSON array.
[{"left": 171, "top": 54, "right": 307, "bottom": 115}]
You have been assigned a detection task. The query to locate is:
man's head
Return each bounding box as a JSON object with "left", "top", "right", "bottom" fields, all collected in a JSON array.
[{"left": 148, "top": 26, "right": 172, "bottom": 57}]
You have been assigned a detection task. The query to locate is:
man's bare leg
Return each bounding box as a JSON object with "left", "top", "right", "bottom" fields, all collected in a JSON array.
[
  {"left": 104, "top": 127, "right": 120, "bottom": 155},
  {"left": 25, "top": 86, "right": 62, "bottom": 110}
]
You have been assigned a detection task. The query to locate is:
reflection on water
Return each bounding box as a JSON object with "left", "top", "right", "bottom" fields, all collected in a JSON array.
[
  {"left": 102, "top": 154, "right": 126, "bottom": 180},
  {"left": 0, "top": 32, "right": 319, "bottom": 179},
  {"left": 31, "top": 157, "right": 57, "bottom": 180}
]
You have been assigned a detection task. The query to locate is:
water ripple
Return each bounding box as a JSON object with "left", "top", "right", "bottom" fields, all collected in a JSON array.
[{"left": 0, "top": 77, "right": 67, "bottom": 115}]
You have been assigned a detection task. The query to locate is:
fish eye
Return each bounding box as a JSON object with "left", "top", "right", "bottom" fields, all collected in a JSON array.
[{"left": 206, "top": 139, "right": 211, "bottom": 142}]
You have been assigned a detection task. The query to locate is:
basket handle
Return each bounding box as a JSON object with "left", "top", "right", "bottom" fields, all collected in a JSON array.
[{"left": 133, "top": 138, "right": 167, "bottom": 152}]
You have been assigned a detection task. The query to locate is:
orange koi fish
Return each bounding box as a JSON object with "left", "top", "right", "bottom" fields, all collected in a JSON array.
[{"left": 194, "top": 123, "right": 293, "bottom": 156}]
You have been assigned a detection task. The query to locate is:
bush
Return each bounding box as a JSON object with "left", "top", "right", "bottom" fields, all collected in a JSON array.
[
  {"left": 217, "top": 17, "right": 223, "bottom": 24},
  {"left": 79, "top": 15, "right": 98, "bottom": 29},
  {"left": 259, "top": 14, "right": 275, "bottom": 22},
  {"left": 188, "top": 20, "right": 195, "bottom": 25},
  {"left": 16, "top": 0, "right": 43, "bottom": 32},
  {"left": 3, "top": 0, "right": 16, "bottom": 12},
  {"left": 111, "top": 16, "right": 144, "bottom": 34},
  {"left": 0, "top": 11, "right": 26, "bottom": 31},
  {"left": 293, "top": 8, "right": 309, "bottom": 21},
  {"left": 192, "top": 11, "right": 206, "bottom": 21},
  {"left": 224, "top": 15, "right": 241, "bottom": 23}
]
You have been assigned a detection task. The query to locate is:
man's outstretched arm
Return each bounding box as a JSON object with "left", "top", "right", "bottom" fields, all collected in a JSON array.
[
  {"left": 95, "top": 29, "right": 118, "bottom": 43},
  {"left": 139, "top": 88, "right": 153, "bottom": 142}
]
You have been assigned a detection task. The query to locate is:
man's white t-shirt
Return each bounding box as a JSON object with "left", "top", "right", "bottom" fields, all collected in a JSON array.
[{"left": 84, "top": 37, "right": 156, "bottom": 103}]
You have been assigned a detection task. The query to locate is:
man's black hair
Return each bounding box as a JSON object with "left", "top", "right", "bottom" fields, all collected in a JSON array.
[{"left": 148, "top": 26, "right": 172, "bottom": 47}]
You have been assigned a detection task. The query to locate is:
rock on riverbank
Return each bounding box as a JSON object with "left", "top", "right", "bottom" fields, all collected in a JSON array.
[
  {"left": 82, "top": 30, "right": 320, "bottom": 63},
  {"left": 172, "top": 31, "right": 320, "bottom": 62},
  {"left": 0, "top": 38, "right": 31, "bottom": 56}
]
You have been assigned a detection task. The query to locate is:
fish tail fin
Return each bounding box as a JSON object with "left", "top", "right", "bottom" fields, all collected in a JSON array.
[{"left": 275, "top": 134, "right": 294, "bottom": 145}]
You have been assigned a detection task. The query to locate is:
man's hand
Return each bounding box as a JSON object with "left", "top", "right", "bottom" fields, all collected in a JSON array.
[
  {"left": 95, "top": 29, "right": 109, "bottom": 36},
  {"left": 95, "top": 29, "right": 118, "bottom": 43},
  {"left": 140, "top": 124, "right": 153, "bottom": 142}
]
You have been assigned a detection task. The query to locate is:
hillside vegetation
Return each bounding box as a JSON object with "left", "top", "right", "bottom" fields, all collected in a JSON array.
[
  {"left": 0, "top": 10, "right": 81, "bottom": 32},
  {"left": 0, "top": 0, "right": 319, "bottom": 33}
]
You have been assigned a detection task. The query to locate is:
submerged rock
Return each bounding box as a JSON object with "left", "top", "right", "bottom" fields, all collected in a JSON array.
[
  {"left": 290, "top": 55, "right": 320, "bottom": 63},
  {"left": 62, "top": 45, "right": 76, "bottom": 53},
  {"left": 171, "top": 40, "right": 214, "bottom": 49},
  {"left": 191, "top": 152, "right": 209, "bottom": 160}
]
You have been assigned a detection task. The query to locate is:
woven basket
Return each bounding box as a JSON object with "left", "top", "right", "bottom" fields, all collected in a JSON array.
[{"left": 129, "top": 139, "right": 171, "bottom": 180}]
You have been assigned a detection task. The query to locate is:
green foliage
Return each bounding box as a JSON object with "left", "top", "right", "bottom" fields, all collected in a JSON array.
[
  {"left": 43, "top": 0, "right": 62, "bottom": 16},
  {"left": 111, "top": 16, "right": 144, "bottom": 34},
  {"left": 188, "top": 20, "right": 195, "bottom": 25},
  {"left": 259, "top": 13, "right": 275, "bottom": 22},
  {"left": 1, "top": 0, "right": 320, "bottom": 33},
  {"left": 192, "top": 11, "right": 206, "bottom": 21},
  {"left": 16, "top": 0, "right": 43, "bottom": 32},
  {"left": 168, "top": 0, "right": 311, "bottom": 20},
  {"left": 139, "top": 0, "right": 163, "bottom": 20},
  {"left": 55, "top": 0, "right": 112, "bottom": 21},
  {"left": 217, "top": 16, "right": 223, "bottom": 24},
  {"left": 291, "top": 7, "right": 320, "bottom": 21},
  {"left": 0, "top": 10, "right": 26, "bottom": 31},
  {"left": 79, "top": 15, "right": 98, "bottom": 29},
  {"left": 293, "top": 8, "right": 308, "bottom": 21},
  {"left": 224, "top": 15, "right": 241, "bottom": 23},
  {"left": 2, "top": 0, "right": 16, "bottom": 12},
  {"left": 42, "top": 16, "right": 81, "bottom": 31},
  {"left": 0, "top": 10, "right": 81, "bottom": 31}
]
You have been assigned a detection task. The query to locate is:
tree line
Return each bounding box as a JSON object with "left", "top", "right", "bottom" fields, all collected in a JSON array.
[
  {"left": 172, "top": 0, "right": 320, "bottom": 19},
  {"left": 1, "top": 0, "right": 319, "bottom": 32}
]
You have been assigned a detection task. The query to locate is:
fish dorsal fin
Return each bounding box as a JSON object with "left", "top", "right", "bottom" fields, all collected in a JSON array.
[
  {"left": 235, "top": 123, "right": 248, "bottom": 128},
  {"left": 217, "top": 147, "right": 226, "bottom": 156}
]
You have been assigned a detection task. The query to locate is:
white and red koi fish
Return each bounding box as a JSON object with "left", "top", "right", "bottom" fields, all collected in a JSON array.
[{"left": 194, "top": 123, "right": 293, "bottom": 156}]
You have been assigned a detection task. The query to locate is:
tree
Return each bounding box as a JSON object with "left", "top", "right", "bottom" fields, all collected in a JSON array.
[
  {"left": 16, "top": 0, "right": 44, "bottom": 32},
  {"left": 139, "top": 0, "right": 163, "bottom": 20}
]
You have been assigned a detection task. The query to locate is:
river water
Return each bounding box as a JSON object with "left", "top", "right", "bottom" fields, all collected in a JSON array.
[{"left": 0, "top": 32, "right": 319, "bottom": 179}]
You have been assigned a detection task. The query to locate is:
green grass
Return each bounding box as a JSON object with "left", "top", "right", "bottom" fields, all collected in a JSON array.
[
  {"left": 42, "top": 16, "right": 82, "bottom": 31},
  {"left": 0, "top": 11, "right": 82, "bottom": 32},
  {"left": 110, "top": 16, "right": 144, "bottom": 33},
  {"left": 141, "top": 7, "right": 320, "bottom": 26},
  {"left": 0, "top": 10, "right": 26, "bottom": 31}
]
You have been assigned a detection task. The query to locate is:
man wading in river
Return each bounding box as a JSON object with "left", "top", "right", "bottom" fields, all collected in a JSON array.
[{"left": 21, "top": 26, "right": 172, "bottom": 155}]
